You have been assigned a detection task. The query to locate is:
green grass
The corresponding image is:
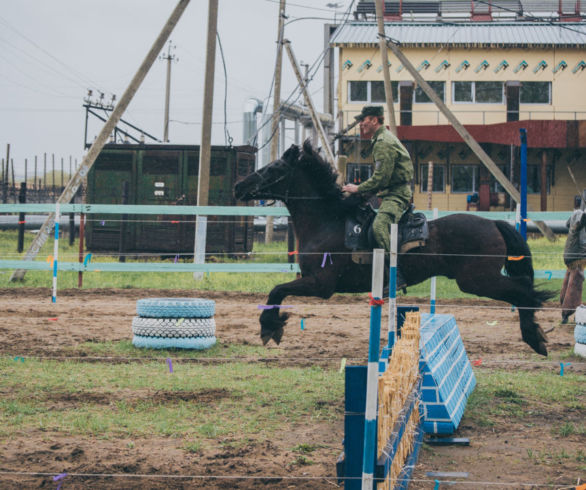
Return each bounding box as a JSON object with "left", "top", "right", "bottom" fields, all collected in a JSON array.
[
  {"left": 0, "top": 230, "right": 573, "bottom": 301},
  {"left": 0, "top": 357, "right": 344, "bottom": 446},
  {"left": 466, "top": 369, "right": 585, "bottom": 425}
]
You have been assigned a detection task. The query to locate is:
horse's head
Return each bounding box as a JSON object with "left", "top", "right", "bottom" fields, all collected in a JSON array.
[{"left": 234, "top": 145, "right": 300, "bottom": 202}]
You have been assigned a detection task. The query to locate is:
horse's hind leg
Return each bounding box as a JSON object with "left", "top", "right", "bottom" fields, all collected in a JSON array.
[{"left": 455, "top": 270, "right": 548, "bottom": 356}]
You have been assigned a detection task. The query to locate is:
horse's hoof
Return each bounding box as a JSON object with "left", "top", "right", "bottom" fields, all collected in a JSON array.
[{"left": 260, "top": 326, "right": 284, "bottom": 346}]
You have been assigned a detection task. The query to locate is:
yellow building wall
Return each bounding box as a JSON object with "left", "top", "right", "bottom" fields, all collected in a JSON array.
[
  {"left": 339, "top": 46, "right": 586, "bottom": 128},
  {"left": 338, "top": 44, "right": 585, "bottom": 212}
]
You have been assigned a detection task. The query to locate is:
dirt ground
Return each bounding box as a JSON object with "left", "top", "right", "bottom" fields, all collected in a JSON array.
[{"left": 0, "top": 288, "right": 584, "bottom": 489}]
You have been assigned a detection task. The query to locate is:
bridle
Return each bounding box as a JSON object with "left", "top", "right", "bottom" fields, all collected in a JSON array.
[{"left": 249, "top": 160, "right": 296, "bottom": 203}]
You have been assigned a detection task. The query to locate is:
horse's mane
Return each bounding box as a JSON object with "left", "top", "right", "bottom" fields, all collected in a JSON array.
[{"left": 283, "top": 140, "right": 363, "bottom": 216}]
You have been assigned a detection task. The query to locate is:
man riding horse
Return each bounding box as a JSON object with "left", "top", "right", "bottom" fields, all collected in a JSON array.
[{"left": 342, "top": 105, "right": 414, "bottom": 289}]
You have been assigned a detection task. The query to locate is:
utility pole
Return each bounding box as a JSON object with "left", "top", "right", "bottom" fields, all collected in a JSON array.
[
  {"left": 10, "top": 0, "right": 191, "bottom": 281},
  {"left": 266, "top": 0, "right": 286, "bottom": 244},
  {"left": 3, "top": 144, "right": 9, "bottom": 203},
  {"left": 161, "top": 40, "right": 177, "bottom": 142},
  {"left": 375, "top": 0, "right": 397, "bottom": 134},
  {"left": 194, "top": 0, "right": 219, "bottom": 279}
]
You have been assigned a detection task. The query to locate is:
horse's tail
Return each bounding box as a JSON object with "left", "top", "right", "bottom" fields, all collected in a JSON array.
[{"left": 495, "top": 220, "right": 535, "bottom": 285}]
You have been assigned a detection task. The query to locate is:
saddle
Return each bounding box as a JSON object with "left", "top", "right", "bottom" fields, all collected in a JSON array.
[{"left": 344, "top": 203, "right": 429, "bottom": 264}]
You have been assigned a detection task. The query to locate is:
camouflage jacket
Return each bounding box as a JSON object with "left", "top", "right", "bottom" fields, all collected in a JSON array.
[{"left": 357, "top": 126, "right": 414, "bottom": 201}]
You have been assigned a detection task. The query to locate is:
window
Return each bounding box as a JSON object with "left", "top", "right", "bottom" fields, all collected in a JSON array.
[
  {"left": 414, "top": 81, "right": 445, "bottom": 103},
  {"left": 346, "top": 163, "right": 373, "bottom": 184},
  {"left": 420, "top": 164, "right": 446, "bottom": 192},
  {"left": 348, "top": 81, "right": 398, "bottom": 103},
  {"left": 451, "top": 165, "right": 480, "bottom": 193},
  {"left": 490, "top": 165, "right": 510, "bottom": 193},
  {"left": 452, "top": 81, "right": 504, "bottom": 103},
  {"left": 453, "top": 81, "right": 473, "bottom": 102},
  {"left": 475, "top": 82, "right": 503, "bottom": 103},
  {"left": 520, "top": 82, "right": 551, "bottom": 104}
]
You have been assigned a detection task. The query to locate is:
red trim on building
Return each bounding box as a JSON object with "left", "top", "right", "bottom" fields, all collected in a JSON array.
[{"left": 396, "top": 120, "right": 582, "bottom": 148}]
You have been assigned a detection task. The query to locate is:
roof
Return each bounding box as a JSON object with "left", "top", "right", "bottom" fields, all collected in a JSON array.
[{"left": 330, "top": 22, "right": 586, "bottom": 48}]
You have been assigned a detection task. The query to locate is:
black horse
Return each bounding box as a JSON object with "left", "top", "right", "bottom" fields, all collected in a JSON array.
[{"left": 234, "top": 141, "right": 552, "bottom": 356}]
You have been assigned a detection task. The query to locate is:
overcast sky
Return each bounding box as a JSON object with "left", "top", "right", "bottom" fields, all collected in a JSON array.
[{"left": 1, "top": 0, "right": 349, "bottom": 178}]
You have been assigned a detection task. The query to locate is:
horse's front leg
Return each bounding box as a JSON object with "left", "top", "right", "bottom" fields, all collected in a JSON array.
[{"left": 260, "top": 273, "right": 337, "bottom": 345}]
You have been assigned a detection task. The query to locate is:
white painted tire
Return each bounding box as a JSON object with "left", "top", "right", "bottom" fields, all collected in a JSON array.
[
  {"left": 137, "top": 298, "right": 215, "bottom": 318},
  {"left": 574, "top": 342, "right": 586, "bottom": 358},
  {"left": 574, "top": 305, "right": 586, "bottom": 325},
  {"left": 131, "top": 317, "right": 215, "bottom": 338},
  {"left": 574, "top": 324, "right": 586, "bottom": 344}
]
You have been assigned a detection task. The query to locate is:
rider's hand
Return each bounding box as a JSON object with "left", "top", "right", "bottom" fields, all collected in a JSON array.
[{"left": 342, "top": 184, "right": 359, "bottom": 194}]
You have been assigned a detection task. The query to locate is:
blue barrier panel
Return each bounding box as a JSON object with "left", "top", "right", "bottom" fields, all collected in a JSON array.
[{"left": 419, "top": 313, "right": 476, "bottom": 434}]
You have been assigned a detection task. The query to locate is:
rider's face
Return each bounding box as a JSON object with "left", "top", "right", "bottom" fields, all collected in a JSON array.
[{"left": 359, "top": 116, "right": 378, "bottom": 139}]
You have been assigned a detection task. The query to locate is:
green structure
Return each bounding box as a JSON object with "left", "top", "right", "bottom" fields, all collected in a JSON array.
[{"left": 86, "top": 143, "right": 256, "bottom": 255}]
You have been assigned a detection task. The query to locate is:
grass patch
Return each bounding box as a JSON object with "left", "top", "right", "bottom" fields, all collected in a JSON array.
[
  {"left": 0, "top": 356, "right": 343, "bottom": 448},
  {"left": 0, "top": 230, "right": 575, "bottom": 301},
  {"left": 465, "top": 369, "right": 585, "bottom": 427}
]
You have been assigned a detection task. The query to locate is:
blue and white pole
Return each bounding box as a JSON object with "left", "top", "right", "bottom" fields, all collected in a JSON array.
[
  {"left": 361, "top": 248, "right": 385, "bottom": 489},
  {"left": 519, "top": 128, "right": 528, "bottom": 240},
  {"left": 430, "top": 208, "right": 438, "bottom": 315},
  {"left": 388, "top": 223, "right": 398, "bottom": 350},
  {"left": 52, "top": 202, "right": 60, "bottom": 303}
]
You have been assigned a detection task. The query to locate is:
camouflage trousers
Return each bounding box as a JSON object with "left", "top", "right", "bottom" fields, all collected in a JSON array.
[{"left": 372, "top": 196, "right": 410, "bottom": 253}]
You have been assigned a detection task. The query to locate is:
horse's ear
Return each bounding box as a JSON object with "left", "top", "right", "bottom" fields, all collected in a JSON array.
[
  {"left": 302, "top": 139, "right": 314, "bottom": 156},
  {"left": 282, "top": 144, "right": 300, "bottom": 162}
]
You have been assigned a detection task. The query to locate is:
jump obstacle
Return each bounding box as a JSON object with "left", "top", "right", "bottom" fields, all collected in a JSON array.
[{"left": 338, "top": 224, "right": 476, "bottom": 489}]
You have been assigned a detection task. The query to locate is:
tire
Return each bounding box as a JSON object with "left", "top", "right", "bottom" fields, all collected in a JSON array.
[
  {"left": 132, "top": 335, "right": 216, "bottom": 350},
  {"left": 132, "top": 317, "right": 215, "bottom": 338},
  {"left": 137, "top": 298, "right": 215, "bottom": 318},
  {"left": 575, "top": 342, "right": 586, "bottom": 358},
  {"left": 574, "top": 323, "right": 586, "bottom": 344},
  {"left": 575, "top": 305, "right": 586, "bottom": 325}
]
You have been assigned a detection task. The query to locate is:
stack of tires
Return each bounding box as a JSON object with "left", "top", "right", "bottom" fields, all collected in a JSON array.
[
  {"left": 132, "top": 298, "right": 216, "bottom": 350},
  {"left": 574, "top": 305, "right": 586, "bottom": 358}
]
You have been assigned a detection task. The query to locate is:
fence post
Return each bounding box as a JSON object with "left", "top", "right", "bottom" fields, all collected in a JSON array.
[
  {"left": 519, "top": 128, "right": 528, "bottom": 240},
  {"left": 388, "top": 223, "right": 398, "bottom": 349},
  {"left": 118, "top": 181, "right": 129, "bottom": 262},
  {"left": 52, "top": 203, "right": 61, "bottom": 303},
  {"left": 430, "top": 208, "right": 438, "bottom": 314},
  {"left": 361, "top": 248, "right": 384, "bottom": 489},
  {"left": 17, "top": 182, "right": 27, "bottom": 253}
]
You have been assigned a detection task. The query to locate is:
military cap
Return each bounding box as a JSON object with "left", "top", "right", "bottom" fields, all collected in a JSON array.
[{"left": 354, "top": 105, "right": 384, "bottom": 121}]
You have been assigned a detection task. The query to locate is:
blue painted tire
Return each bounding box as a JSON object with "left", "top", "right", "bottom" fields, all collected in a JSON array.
[
  {"left": 131, "top": 317, "right": 215, "bottom": 338},
  {"left": 132, "top": 335, "right": 216, "bottom": 350},
  {"left": 575, "top": 305, "right": 586, "bottom": 325},
  {"left": 574, "top": 323, "right": 586, "bottom": 344},
  {"left": 137, "top": 298, "right": 215, "bottom": 318}
]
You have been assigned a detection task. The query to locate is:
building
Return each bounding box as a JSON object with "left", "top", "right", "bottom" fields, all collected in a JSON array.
[{"left": 329, "top": 0, "right": 586, "bottom": 211}]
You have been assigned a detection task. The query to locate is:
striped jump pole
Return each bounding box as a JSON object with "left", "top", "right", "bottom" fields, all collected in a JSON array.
[
  {"left": 52, "top": 202, "right": 60, "bottom": 303},
  {"left": 387, "top": 223, "right": 398, "bottom": 350},
  {"left": 361, "top": 248, "right": 385, "bottom": 489},
  {"left": 430, "top": 208, "right": 438, "bottom": 315}
]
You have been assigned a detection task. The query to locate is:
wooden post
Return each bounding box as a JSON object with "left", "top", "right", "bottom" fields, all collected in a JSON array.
[
  {"left": 266, "top": 0, "right": 286, "bottom": 245},
  {"left": 540, "top": 150, "right": 547, "bottom": 211},
  {"left": 375, "top": 0, "right": 397, "bottom": 135},
  {"left": 17, "top": 182, "right": 26, "bottom": 253},
  {"left": 194, "top": 0, "right": 218, "bottom": 279},
  {"left": 10, "top": 0, "right": 191, "bottom": 281}
]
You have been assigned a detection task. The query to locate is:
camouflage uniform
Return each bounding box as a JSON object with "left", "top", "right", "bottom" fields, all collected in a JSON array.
[{"left": 357, "top": 126, "right": 414, "bottom": 252}]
